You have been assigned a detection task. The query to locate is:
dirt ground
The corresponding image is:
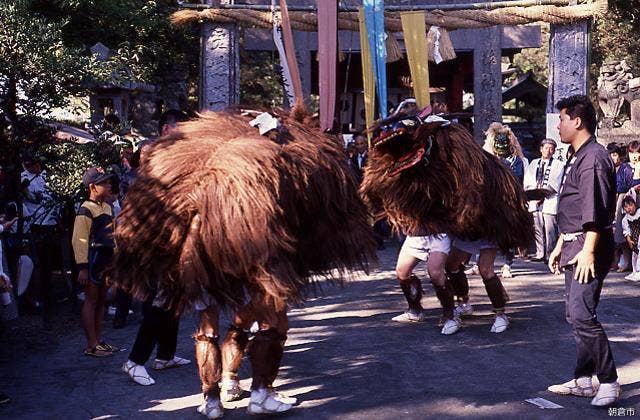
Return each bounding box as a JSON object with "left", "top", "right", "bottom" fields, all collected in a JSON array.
[{"left": 1, "top": 245, "right": 638, "bottom": 419}]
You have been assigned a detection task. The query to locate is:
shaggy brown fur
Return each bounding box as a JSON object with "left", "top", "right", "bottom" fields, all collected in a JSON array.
[
  {"left": 360, "top": 120, "right": 533, "bottom": 251},
  {"left": 109, "top": 111, "right": 377, "bottom": 313}
]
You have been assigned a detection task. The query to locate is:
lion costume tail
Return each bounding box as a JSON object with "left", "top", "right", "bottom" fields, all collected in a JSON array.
[{"left": 108, "top": 111, "right": 377, "bottom": 313}]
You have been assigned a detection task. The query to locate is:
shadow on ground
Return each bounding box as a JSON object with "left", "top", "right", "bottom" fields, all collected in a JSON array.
[{"left": 1, "top": 247, "right": 638, "bottom": 419}]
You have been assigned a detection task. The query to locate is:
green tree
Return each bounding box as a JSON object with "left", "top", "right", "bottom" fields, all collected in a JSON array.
[
  {"left": 240, "top": 49, "right": 284, "bottom": 108},
  {"left": 0, "top": 0, "right": 93, "bottom": 123},
  {"left": 592, "top": 0, "right": 640, "bottom": 76},
  {"left": 33, "top": 0, "right": 200, "bottom": 111},
  {"left": 511, "top": 24, "right": 549, "bottom": 88}
]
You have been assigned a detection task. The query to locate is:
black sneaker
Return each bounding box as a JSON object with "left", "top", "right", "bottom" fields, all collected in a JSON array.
[{"left": 0, "top": 393, "right": 10, "bottom": 404}]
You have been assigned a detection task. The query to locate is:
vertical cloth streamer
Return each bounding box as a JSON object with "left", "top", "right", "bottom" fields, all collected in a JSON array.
[
  {"left": 358, "top": 7, "right": 375, "bottom": 141},
  {"left": 363, "top": 0, "right": 387, "bottom": 119},
  {"left": 271, "top": 1, "right": 295, "bottom": 106},
  {"left": 401, "top": 12, "right": 431, "bottom": 108},
  {"left": 318, "top": 0, "right": 337, "bottom": 131},
  {"left": 279, "top": 0, "right": 304, "bottom": 106}
]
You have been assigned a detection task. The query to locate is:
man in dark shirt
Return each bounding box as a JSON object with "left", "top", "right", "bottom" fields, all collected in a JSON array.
[{"left": 547, "top": 95, "right": 620, "bottom": 406}]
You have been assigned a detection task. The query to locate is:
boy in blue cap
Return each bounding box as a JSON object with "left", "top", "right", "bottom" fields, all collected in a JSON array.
[{"left": 72, "top": 167, "right": 119, "bottom": 357}]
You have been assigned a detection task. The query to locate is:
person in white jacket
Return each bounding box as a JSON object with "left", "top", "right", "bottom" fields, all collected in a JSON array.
[{"left": 523, "top": 138, "right": 565, "bottom": 262}]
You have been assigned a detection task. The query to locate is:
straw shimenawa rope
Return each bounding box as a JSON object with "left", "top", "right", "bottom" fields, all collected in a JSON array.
[{"left": 171, "top": 0, "right": 607, "bottom": 31}]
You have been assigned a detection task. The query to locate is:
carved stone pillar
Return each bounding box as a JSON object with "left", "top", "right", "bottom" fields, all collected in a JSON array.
[
  {"left": 199, "top": 0, "right": 240, "bottom": 112},
  {"left": 546, "top": 21, "right": 590, "bottom": 113},
  {"left": 473, "top": 26, "right": 502, "bottom": 142}
]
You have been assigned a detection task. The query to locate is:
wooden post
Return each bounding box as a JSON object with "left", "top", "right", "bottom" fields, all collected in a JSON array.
[
  {"left": 446, "top": 63, "right": 464, "bottom": 113},
  {"left": 473, "top": 26, "right": 502, "bottom": 142},
  {"left": 199, "top": 0, "right": 240, "bottom": 111}
]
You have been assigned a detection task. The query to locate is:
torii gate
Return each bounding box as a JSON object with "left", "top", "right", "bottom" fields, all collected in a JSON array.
[{"left": 185, "top": 0, "right": 600, "bottom": 141}]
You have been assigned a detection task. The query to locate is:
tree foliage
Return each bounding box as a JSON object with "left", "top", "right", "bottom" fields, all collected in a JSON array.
[
  {"left": 511, "top": 24, "right": 549, "bottom": 88},
  {"left": 240, "top": 49, "right": 284, "bottom": 108},
  {"left": 0, "top": 0, "right": 200, "bottom": 216},
  {"left": 35, "top": 0, "right": 199, "bottom": 98},
  {"left": 40, "top": 138, "right": 121, "bottom": 203},
  {"left": 0, "top": 0, "right": 93, "bottom": 122},
  {"left": 591, "top": 1, "right": 640, "bottom": 76}
]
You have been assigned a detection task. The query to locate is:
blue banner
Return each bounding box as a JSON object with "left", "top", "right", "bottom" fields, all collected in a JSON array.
[{"left": 363, "top": 0, "right": 387, "bottom": 118}]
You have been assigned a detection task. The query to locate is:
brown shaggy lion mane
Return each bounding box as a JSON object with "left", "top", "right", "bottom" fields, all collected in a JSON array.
[
  {"left": 108, "top": 110, "right": 377, "bottom": 314},
  {"left": 360, "top": 122, "right": 533, "bottom": 251}
]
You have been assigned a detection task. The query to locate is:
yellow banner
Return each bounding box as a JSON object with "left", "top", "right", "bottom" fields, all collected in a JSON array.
[
  {"left": 401, "top": 12, "right": 430, "bottom": 108},
  {"left": 358, "top": 7, "right": 375, "bottom": 143}
]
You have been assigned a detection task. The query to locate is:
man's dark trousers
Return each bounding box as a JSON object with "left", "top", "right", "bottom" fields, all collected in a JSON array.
[
  {"left": 564, "top": 264, "right": 617, "bottom": 384},
  {"left": 128, "top": 298, "right": 179, "bottom": 364}
]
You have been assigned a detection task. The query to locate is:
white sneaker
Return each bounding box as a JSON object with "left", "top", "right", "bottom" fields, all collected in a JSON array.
[
  {"left": 453, "top": 302, "right": 474, "bottom": 317},
  {"left": 122, "top": 360, "right": 155, "bottom": 386},
  {"left": 391, "top": 311, "right": 425, "bottom": 322},
  {"left": 197, "top": 397, "right": 223, "bottom": 419},
  {"left": 501, "top": 264, "right": 513, "bottom": 278},
  {"left": 464, "top": 264, "right": 479, "bottom": 276},
  {"left": 490, "top": 313, "right": 509, "bottom": 333},
  {"left": 247, "top": 388, "right": 293, "bottom": 415},
  {"left": 547, "top": 377, "right": 596, "bottom": 397},
  {"left": 107, "top": 306, "right": 116, "bottom": 316},
  {"left": 591, "top": 382, "right": 621, "bottom": 406},
  {"left": 441, "top": 317, "right": 461, "bottom": 335}
]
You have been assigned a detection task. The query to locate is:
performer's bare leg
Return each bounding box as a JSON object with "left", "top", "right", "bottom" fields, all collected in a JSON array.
[
  {"left": 219, "top": 309, "right": 252, "bottom": 402},
  {"left": 195, "top": 308, "right": 223, "bottom": 419},
  {"left": 247, "top": 298, "right": 293, "bottom": 415},
  {"left": 429, "top": 251, "right": 460, "bottom": 334},
  {"left": 445, "top": 247, "right": 473, "bottom": 317},
  {"left": 477, "top": 248, "right": 510, "bottom": 333},
  {"left": 392, "top": 251, "right": 424, "bottom": 322}
]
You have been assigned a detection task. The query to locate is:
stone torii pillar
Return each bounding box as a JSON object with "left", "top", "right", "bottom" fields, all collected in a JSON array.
[
  {"left": 546, "top": 20, "right": 590, "bottom": 113},
  {"left": 199, "top": 0, "right": 240, "bottom": 112},
  {"left": 473, "top": 26, "right": 503, "bottom": 142}
]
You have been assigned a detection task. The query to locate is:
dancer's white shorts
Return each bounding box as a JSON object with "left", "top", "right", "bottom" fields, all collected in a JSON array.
[{"left": 400, "top": 234, "right": 451, "bottom": 261}]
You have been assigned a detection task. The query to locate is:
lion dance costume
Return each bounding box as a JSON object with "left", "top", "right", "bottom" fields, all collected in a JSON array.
[
  {"left": 360, "top": 106, "right": 533, "bottom": 331},
  {"left": 109, "top": 110, "right": 377, "bottom": 418}
]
